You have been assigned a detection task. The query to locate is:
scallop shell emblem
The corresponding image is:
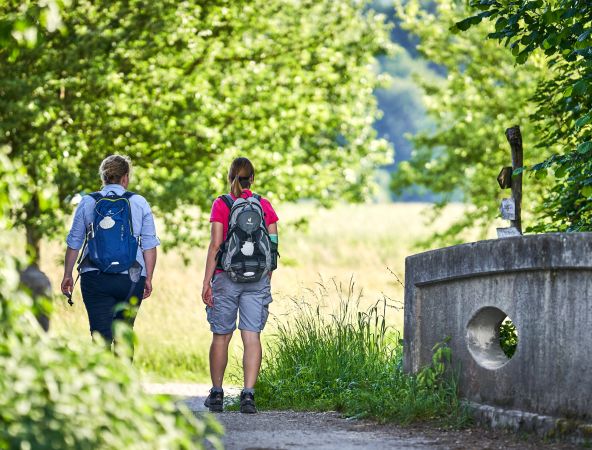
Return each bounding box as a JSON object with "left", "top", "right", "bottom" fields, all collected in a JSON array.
[{"left": 99, "top": 216, "right": 115, "bottom": 229}]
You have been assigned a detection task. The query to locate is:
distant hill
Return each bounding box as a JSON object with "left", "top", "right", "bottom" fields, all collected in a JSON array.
[{"left": 371, "top": 0, "right": 442, "bottom": 200}]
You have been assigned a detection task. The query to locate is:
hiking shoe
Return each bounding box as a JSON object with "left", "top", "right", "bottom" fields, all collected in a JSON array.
[
  {"left": 204, "top": 389, "right": 224, "bottom": 412},
  {"left": 240, "top": 390, "right": 257, "bottom": 414}
]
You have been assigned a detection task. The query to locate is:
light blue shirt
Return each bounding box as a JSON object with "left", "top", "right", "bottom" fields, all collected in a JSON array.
[{"left": 66, "top": 184, "right": 160, "bottom": 277}]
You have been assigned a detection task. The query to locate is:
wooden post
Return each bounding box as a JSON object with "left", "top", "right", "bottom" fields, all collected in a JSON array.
[{"left": 505, "top": 126, "right": 523, "bottom": 234}]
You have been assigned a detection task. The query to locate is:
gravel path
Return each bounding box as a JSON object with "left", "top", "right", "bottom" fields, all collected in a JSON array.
[{"left": 143, "top": 383, "right": 579, "bottom": 450}]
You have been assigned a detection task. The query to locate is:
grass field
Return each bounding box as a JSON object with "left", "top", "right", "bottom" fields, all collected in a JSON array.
[{"left": 35, "top": 202, "right": 471, "bottom": 383}]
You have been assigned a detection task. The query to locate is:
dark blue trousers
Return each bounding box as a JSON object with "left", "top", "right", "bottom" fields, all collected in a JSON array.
[{"left": 80, "top": 271, "right": 145, "bottom": 343}]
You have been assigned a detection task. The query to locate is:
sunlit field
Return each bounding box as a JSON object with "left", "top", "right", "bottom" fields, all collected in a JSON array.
[{"left": 34, "top": 202, "right": 469, "bottom": 382}]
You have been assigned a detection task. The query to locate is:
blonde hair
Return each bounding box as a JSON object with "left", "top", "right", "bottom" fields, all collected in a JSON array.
[
  {"left": 99, "top": 155, "right": 131, "bottom": 185},
  {"left": 228, "top": 157, "right": 255, "bottom": 198}
]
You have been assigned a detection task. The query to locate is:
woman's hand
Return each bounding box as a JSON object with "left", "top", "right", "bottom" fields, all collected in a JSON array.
[
  {"left": 143, "top": 278, "right": 153, "bottom": 299},
  {"left": 202, "top": 282, "right": 213, "bottom": 307},
  {"left": 61, "top": 274, "right": 73, "bottom": 296}
]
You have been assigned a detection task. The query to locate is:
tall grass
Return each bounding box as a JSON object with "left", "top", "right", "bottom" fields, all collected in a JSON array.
[{"left": 255, "top": 279, "right": 470, "bottom": 426}]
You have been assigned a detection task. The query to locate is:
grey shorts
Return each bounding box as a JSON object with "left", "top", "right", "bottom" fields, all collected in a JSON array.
[{"left": 206, "top": 272, "right": 273, "bottom": 334}]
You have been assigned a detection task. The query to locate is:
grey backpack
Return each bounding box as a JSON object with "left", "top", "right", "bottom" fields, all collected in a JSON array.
[{"left": 216, "top": 194, "right": 276, "bottom": 283}]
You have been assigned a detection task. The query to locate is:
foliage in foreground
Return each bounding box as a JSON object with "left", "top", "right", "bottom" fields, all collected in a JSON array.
[
  {"left": 255, "top": 281, "right": 469, "bottom": 426},
  {"left": 0, "top": 256, "right": 223, "bottom": 450}
]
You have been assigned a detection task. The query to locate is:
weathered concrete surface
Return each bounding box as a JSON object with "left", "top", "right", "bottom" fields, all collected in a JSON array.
[
  {"left": 469, "top": 402, "right": 592, "bottom": 442},
  {"left": 404, "top": 233, "right": 592, "bottom": 432}
]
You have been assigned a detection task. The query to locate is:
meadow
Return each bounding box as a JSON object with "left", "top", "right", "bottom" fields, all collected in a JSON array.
[{"left": 37, "top": 202, "right": 474, "bottom": 383}]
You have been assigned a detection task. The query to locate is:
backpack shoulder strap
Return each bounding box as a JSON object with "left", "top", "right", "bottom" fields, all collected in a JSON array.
[
  {"left": 219, "top": 194, "right": 234, "bottom": 210},
  {"left": 122, "top": 191, "right": 136, "bottom": 233},
  {"left": 252, "top": 193, "right": 261, "bottom": 201},
  {"left": 88, "top": 192, "right": 103, "bottom": 202}
]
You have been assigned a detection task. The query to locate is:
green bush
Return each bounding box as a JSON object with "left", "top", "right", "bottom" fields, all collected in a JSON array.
[
  {"left": 499, "top": 319, "right": 518, "bottom": 359},
  {"left": 254, "top": 280, "right": 470, "bottom": 426},
  {"left": 0, "top": 255, "right": 222, "bottom": 450}
]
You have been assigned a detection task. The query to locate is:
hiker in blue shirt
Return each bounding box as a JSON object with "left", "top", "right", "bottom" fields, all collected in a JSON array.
[{"left": 61, "top": 155, "right": 159, "bottom": 346}]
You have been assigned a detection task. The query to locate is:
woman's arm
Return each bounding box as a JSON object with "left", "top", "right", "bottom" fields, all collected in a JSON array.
[
  {"left": 268, "top": 222, "right": 278, "bottom": 235},
  {"left": 140, "top": 198, "right": 160, "bottom": 299},
  {"left": 202, "top": 222, "right": 224, "bottom": 307},
  {"left": 142, "top": 247, "right": 157, "bottom": 299},
  {"left": 61, "top": 198, "right": 88, "bottom": 295},
  {"left": 61, "top": 247, "right": 80, "bottom": 295}
]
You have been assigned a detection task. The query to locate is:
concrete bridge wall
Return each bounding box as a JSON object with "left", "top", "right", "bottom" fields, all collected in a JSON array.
[{"left": 404, "top": 233, "right": 592, "bottom": 426}]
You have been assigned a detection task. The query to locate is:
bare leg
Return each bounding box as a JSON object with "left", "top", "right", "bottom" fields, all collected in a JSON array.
[
  {"left": 210, "top": 332, "right": 233, "bottom": 388},
  {"left": 241, "top": 330, "right": 262, "bottom": 389}
]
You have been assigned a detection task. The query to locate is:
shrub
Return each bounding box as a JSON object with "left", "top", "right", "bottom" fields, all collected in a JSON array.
[
  {"left": 255, "top": 280, "right": 469, "bottom": 426},
  {"left": 0, "top": 255, "right": 222, "bottom": 450},
  {"left": 499, "top": 319, "right": 518, "bottom": 359}
]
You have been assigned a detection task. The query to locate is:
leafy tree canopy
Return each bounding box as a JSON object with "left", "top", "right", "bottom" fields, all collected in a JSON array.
[
  {"left": 392, "top": 0, "right": 553, "bottom": 246},
  {"left": 0, "top": 0, "right": 63, "bottom": 56},
  {"left": 0, "top": 0, "right": 392, "bottom": 260},
  {"left": 458, "top": 0, "right": 592, "bottom": 232}
]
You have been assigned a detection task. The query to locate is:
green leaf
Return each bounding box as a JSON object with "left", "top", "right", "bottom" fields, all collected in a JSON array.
[
  {"left": 516, "top": 51, "right": 528, "bottom": 64},
  {"left": 577, "top": 141, "right": 592, "bottom": 154},
  {"left": 543, "top": 33, "right": 559, "bottom": 49},
  {"left": 575, "top": 114, "right": 592, "bottom": 130},
  {"left": 495, "top": 17, "right": 508, "bottom": 31},
  {"left": 582, "top": 185, "right": 592, "bottom": 198},
  {"left": 572, "top": 80, "right": 589, "bottom": 97},
  {"left": 455, "top": 18, "right": 474, "bottom": 32},
  {"left": 520, "top": 31, "right": 538, "bottom": 46},
  {"left": 511, "top": 43, "right": 520, "bottom": 56},
  {"left": 554, "top": 165, "right": 568, "bottom": 179},
  {"left": 578, "top": 29, "right": 592, "bottom": 42}
]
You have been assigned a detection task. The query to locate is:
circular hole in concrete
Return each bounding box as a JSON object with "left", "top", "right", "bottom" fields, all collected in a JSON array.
[{"left": 466, "top": 307, "right": 518, "bottom": 370}]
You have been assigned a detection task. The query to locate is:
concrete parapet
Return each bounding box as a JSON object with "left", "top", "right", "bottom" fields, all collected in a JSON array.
[{"left": 404, "top": 233, "right": 592, "bottom": 430}]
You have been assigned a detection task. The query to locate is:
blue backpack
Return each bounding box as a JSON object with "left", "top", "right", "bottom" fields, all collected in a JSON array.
[{"left": 86, "top": 191, "right": 138, "bottom": 273}]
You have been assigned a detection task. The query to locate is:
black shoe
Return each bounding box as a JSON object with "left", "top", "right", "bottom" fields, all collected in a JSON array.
[
  {"left": 240, "top": 390, "right": 257, "bottom": 414},
  {"left": 204, "top": 389, "right": 224, "bottom": 412}
]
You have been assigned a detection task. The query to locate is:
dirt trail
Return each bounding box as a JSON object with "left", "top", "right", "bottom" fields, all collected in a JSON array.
[{"left": 144, "top": 383, "right": 578, "bottom": 450}]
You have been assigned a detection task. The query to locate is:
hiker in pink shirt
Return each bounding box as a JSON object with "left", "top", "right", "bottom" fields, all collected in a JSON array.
[{"left": 201, "top": 157, "right": 279, "bottom": 414}]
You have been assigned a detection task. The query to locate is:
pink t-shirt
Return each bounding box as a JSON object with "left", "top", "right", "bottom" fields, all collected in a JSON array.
[{"left": 209, "top": 189, "right": 279, "bottom": 241}]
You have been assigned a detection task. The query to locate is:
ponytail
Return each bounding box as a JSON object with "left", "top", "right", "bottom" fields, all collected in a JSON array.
[
  {"left": 228, "top": 157, "right": 255, "bottom": 197},
  {"left": 231, "top": 176, "right": 243, "bottom": 198}
]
